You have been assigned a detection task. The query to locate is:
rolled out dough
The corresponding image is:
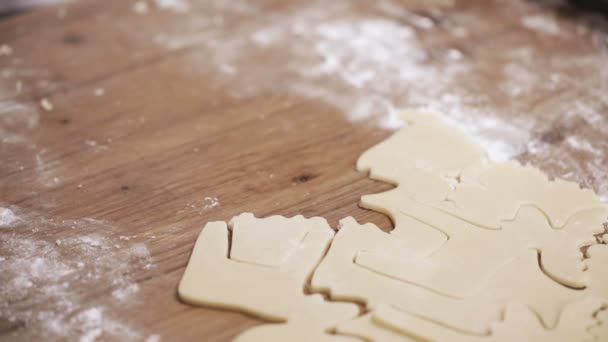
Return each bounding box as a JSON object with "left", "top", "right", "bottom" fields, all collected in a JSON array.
[{"left": 179, "top": 110, "right": 608, "bottom": 341}]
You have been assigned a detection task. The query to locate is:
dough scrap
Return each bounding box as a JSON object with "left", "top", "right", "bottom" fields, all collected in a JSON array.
[
  {"left": 179, "top": 213, "right": 338, "bottom": 321},
  {"left": 228, "top": 213, "right": 331, "bottom": 267},
  {"left": 372, "top": 297, "right": 604, "bottom": 342},
  {"left": 357, "top": 110, "right": 605, "bottom": 230},
  {"left": 357, "top": 200, "right": 605, "bottom": 292},
  {"left": 178, "top": 110, "right": 608, "bottom": 341},
  {"left": 357, "top": 110, "right": 486, "bottom": 183},
  {"left": 313, "top": 217, "right": 608, "bottom": 335}
]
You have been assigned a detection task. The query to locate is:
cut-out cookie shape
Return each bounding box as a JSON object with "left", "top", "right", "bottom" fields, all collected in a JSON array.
[
  {"left": 441, "top": 161, "right": 606, "bottom": 229},
  {"left": 179, "top": 213, "right": 339, "bottom": 321},
  {"left": 357, "top": 110, "right": 606, "bottom": 230},
  {"left": 229, "top": 213, "right": 332, "bottom": 266},
  {"left": 372, "top": 297, "right": 605, "bottom": 342},
  {"left": 235, "top": 295, "right": 359, "bottom": 342},
  {"left": 313, "top": 217, "right": 608, "bottom": 335},
  {"left": 356, "top": 203, "right": 606, "bottom": 292},
  {"left": 357, "top": 110, "right": 486, "bottom": 183}
]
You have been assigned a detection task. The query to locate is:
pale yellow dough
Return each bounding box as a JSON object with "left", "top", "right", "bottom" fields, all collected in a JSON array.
[
  {"left": 312, "top": 218, "right": 608, "bottom": 334},
  {"left": 178, "top": 213, "right": 359, "bottom": 340},
  {"left": 235, "top": 294, "right": 359, "bottom": 342},
  {"left": 336, "top": 313, "right": 417, "bottom": 342},
  {"left": 337, "top": 298, "right": 606, "bottom": 342},
  {"left": 357, "top": 110, "right": 605, "bottom": 231},
  {"left": 372, "top": 297, "right": 605, "bottom": 342},
  {"left": 179, "top": 110, "right": 608, "bottom": 341}
]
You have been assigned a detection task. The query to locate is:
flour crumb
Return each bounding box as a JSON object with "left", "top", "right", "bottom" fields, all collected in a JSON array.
[
  {"left": 0, "top": 44, "right": 13, "bottom": 56},
  {"left": 112, "top": 283, "right": 140, "bottom": 302},
  {"left": 84, "top": 139, "right": 108, "bottom": 151},
  {"left": 146, "top": 334, "right": 161, "bottom": 342},
  {"left": 79, "top": 328, "right": 103, "bottom": 342},
  {"left": 178, "top": 197, "right": 220, "bottom": 215},
  {"left": 130, "top": 243, "right": 151, "bottom": 259},
  {"left": 219, "top": 63, "right": 237, "bottom": 75},
  {"left": 40, "top": 98, "right": 54, "bottom": 112},
  {"left": 0, "top": 207, "right": 19, "bottom": 227},
  {"left": 203, "top": 196, "right": 220, "bottom": 210},
  {"left": 94, "top": 88, "right": 106, "bottom": 96},
  {"left": 521, "top": 15, "right": 559, "bottom": 35},
  {"left": 154, "top": 0, "right": 190, "bottom": 13},
  {"left": 133, "top": 1, "right": 149, "bottom": 15},
  {"left": 1, "top": 207, "right": 157, "bottom": 340}
]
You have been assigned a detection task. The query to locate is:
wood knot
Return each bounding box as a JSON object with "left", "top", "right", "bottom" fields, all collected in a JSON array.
[{"left": 292, "top": 173, "right": 317, "bottom": 184}]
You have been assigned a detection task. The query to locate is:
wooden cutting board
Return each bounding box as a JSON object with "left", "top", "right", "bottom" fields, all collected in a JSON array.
[{"left": 1, "top": 0, "right": 607, "bottom": 340}]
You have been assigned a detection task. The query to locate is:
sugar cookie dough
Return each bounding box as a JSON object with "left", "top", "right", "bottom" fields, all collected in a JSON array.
[
  {"left": 179, "top": 110, "right": 608, "bottom": 341},
  {"left": 372, "top": 298, "right": 605, "bottom": 342},
  {"left": 179, "top": 214, "right": 336, "bottom": 320},
  {"left": 358, "top": 110, "right": 605, "bottom": 230},
  {"left": 234, "top": 294, "right": 359, "bottom": 342},
  {"left": 313, "top": 217, "right": 608, "bottom": 334}
]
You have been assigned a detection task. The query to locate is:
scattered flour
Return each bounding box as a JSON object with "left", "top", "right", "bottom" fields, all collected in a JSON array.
[
  {"left": 94, "top": 87, "right": 106, "bottom": 96},
  {"left": 0, "top": 207, "right": 19, "bottom": 227},
  {"left": 0, "top": 44, "right": 13, "bottom": 56},
  {"left": 40, "top": 97, "right": 53, "bottom": 112},
  {"left": 521, "top": 15, "right": 560, "bottom": 35},
  {"left": 178, "top": 196, "right": 220, "bottom": 215},
  {"left": 148, "top": 0, "right": 608, "bottom": 200},
  {"left": 0, "top": 100, "right": 39, "bottom": 144},
  {"left": 0, "top": 206, "right": 157, "bottom": 341},
  {"left": 154, "top": 0, "right": 189, "bottom": 13},
  {"left": 35, "top": 148, "right": 61, "bottom": 187},
  {"left": 203, "top": 196, "right": 220, "bottom": 210},
  {"left": 133, "top": 1, "right": 149, "bottom": 15},
  {"left": 146, "top": 334, "right": 161, "bottom": 342},
  {"left": 84, "top": 139, "right": 109, "bottom": 152}
]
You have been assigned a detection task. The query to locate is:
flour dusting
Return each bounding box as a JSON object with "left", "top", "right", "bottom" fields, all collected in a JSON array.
[
  {"left": 0, "top": 100, "right": 39, "bottom": 144},
  {"left": 178, "top": 196, "right": 220, "bottom": 215},
  {"left": 147, "top": 0, "right": 608, "bottom": 200},
  {"left": 0, "top": 206, "right": 157, "bottom": 341},
  {"left": 153, "top": 0, "right": 189, "bottom": 13},
  {"left": 521, "top": 15, "right": 560, "bottom": 35},
  {"left": 0, "top": 207, "right": 20, "bottom": 227}
]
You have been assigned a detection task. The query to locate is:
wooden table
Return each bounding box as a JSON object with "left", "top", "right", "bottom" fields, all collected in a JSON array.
[{"left": 1, "top": 0, "right": 607, "bottom": 340}]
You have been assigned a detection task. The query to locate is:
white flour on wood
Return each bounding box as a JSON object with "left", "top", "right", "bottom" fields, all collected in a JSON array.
[
  {"left": 147, "top": 0, "right": 608, "bottom": 201},
  {"left": 0, "top": 206, "right": 159, "bottom": 341}
]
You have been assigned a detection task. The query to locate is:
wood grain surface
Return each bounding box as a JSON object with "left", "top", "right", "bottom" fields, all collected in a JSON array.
[{"left": 1, "top": 0, "right": 607, "bottom": 341}]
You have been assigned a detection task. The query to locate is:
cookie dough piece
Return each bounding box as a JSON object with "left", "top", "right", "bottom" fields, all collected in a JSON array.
[
  {"left": 229, "top": 213, "right": 332, "bottom": 266},
  {"left": 313, "top": 217, "right": 608, "bottom": 335},
  {"left": 374, "top": 297, "right": 605, "bottom": 342},
  {"left": 178, "top": 214, "right": 335, "bottom": 321},
  {"left": 357, "top": 110, "right": 486, "bottom": 183},
  {"left": 311, "top": 217, "right": 439, "bottom": 307},
  {"left": 355, "top": 206, "right": 605, "bottom": 294},
  {"left": 441, "top": 161, "right": 606, "bottom": 229},
  {"left": 357, "top": 110, "right": 606, "bottom": 230},
  {"left": 235, "top": 294, "right": 359, "bottom": 342}
]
